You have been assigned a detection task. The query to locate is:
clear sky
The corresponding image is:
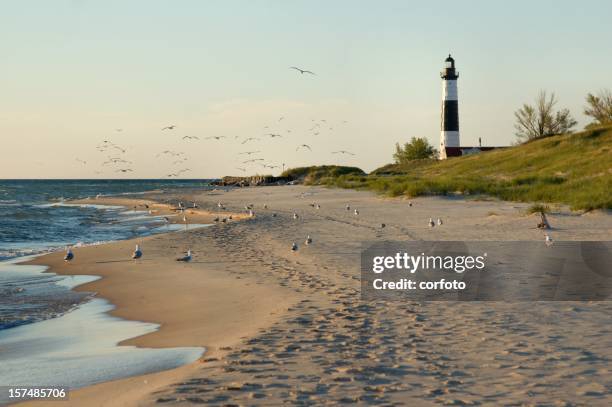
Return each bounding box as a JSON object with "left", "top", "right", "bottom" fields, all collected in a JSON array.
[{"left": 1, "top": 0, "right": 611, "bottom": 178}]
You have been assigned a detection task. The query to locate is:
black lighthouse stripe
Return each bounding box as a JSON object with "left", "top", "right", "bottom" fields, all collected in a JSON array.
[{"left": 442, "top": 100, "right": 459, "bottom": 131}]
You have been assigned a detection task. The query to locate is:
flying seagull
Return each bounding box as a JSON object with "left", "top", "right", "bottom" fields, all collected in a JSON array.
[
  {"left": 290, "top": 66, "right": 315, "bottom": 75},
  {"left": 266, "top": 133, "right": 283, "bottom": 138},
  {"left": 162, "top": 125, "right": 176, "bottom": 130},
  {"left": 239, "top": 151, "right": 260, "bottom": 155},
  {"left": 242, "top": 137, "right": 260, "bottom": 144},
  {"left": 296, "top": 144, "right": 312, "bottom": 151},
  {"left": 182, "top": 135, "right": 200, "bottom": 140},
  {"left": 235, "top": 167, "right": 246, "bottom": 172},
  {"left": 332, "top": 150, "right": 355, "bottom": 156},
  {"left": 205, "top": 136, "right": 226, "bottom": 140}
]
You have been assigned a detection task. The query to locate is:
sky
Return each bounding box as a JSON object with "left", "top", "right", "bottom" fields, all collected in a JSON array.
[{"left": 1, "top": 0, "right": 611, "bottom": 178}]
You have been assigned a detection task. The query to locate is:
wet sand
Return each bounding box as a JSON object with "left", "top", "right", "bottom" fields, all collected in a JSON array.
[{"left": 19, "top": 186, "right": 612, "bottom": 406}]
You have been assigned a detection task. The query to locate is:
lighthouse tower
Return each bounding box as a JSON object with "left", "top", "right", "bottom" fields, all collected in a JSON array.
[{"left": 439, "top": 54, "right": 460, "bottom": 159}]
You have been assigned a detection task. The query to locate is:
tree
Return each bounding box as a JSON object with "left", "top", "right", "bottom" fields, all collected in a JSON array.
[
  {"left": 393, "top": 137, "right": 437, "bottom": 164},
  {"left": 514, "top": 91, "right": 577, "bottom": 142},
  {"left": 584, "top": 89, "right": 612, "bottom": 125}
]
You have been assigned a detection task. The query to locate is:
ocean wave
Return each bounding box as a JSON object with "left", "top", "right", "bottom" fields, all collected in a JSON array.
[{"left": 34, "top": 203, "right": 125, "bottom": 210}]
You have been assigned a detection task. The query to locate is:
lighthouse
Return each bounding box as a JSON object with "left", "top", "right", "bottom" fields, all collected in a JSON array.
[{"left": 439, "top": 54, "right": 460, "bottom": 159}]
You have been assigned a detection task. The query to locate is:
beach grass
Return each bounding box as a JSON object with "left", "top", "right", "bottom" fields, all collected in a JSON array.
[{"left": 306, "top": 125, "right": 612, "bottom": 211}]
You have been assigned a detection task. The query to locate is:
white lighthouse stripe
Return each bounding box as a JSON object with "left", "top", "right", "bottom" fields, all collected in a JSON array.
[
  {"left": 442, "top": 80, "right": 458, "bottom": 101},
  {"left": 441, "top": 131, "right": 460, "bottom": 148}
]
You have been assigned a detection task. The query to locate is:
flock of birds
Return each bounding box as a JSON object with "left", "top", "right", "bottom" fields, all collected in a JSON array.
[
  {"left": 73, "top": 66, "right": 356, "bottom": 177},
  {"left": 63, "top": 189, "right": 555, "bottom": 265}
]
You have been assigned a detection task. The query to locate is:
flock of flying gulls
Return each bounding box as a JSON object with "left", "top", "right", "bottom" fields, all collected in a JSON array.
[{"left": 74, "top": 66, "right": 356, "bottom": 177}]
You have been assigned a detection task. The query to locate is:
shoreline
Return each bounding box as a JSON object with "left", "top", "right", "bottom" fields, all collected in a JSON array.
[{"left": 12, "top": 195, "right": 298, "bottom": 406}]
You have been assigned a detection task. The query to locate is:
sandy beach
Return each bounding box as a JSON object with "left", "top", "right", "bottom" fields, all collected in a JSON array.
[{"left": 18, "top": 185, "right": 612, "bottom": 406}]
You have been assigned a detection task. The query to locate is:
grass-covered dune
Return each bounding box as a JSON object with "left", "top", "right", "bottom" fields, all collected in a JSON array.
[
  {"left": 305, "top": 125, "right": 612, "bottom": 210},
  {"left": 281, "top": 165, "right": 366, "bottom": 184}
]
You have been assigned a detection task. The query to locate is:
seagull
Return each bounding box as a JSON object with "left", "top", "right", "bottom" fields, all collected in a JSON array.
[
  {"left": 545, "top": 234, "right": 553, "bottom": 247},
  {"left": 192, "top": 202, "right": 198, "bottom": 208},
  {"left": 75, "top": 158, "right": 87, "bottom": 165},
  {"left": 408, "top": 201, "right": 413, "bottom": 207},
  {"left": 162, "top": 125, "right": 176, "bottom": 130},
  {"left": 239, "top": 151, "right": 260, "bottom": 155},
  {"left": 354, "top": 209, "right": 359, "bottom": 216},
  {"left": 263, "top": 204, "right": 268, "bottom": 209},
  {"left": 182, "top": 135, "right": 200, "bottom": 140},
  {"left": 64, "top": 248, "right": 74, "bottom": 262},
  {"left": 289, "top": 66, "right": 315, "bottom": 75},
  {"left": 176, "top": 250, "right": 192, "bottom": 262},
  {"left": 242, "top": 137, "right": 260, "bottom": 144},
  {"left": 217, "top": 202, "right": 224, "bottom": 208},
  {"left": 116, "top": 168, "right": 133, "bottom": 173},
  {"left": 249, "top": 210, "right": 254, "bottom": 217},
  {"left": 437, "top": 218, "right": 443, "bottom": 226},
  {"left": 305, "top": 235, "right": 312, "bottom": 245},
  {"left": 381, "top": 223, "right": 386, "bottom": 228},
  {"left": 332, "top": 150, "right": 355, "bottom": 156},
  {"left": 293, "top": 212, "right": 299, "bottom": 219},
  {"left": 315, "top": 204, "right": 320, "bottom": 210},
  {"left": 346, "top": 204, "right": 350, "bottom": 211},
  {"left": 296, "top": 144, "right": 312, "bottom": 151},
  {"left": 428, "top": 218, "right": 435, "bottom": 228},
  {"left": 291, "top": 242, "right": 298, "bottom": 251},
  {"left": 235, "top": 167, "right": 246, "bottom": 172},
  {"left": 266, "top": 133, "right": 283, "bottom": 138},
  {"left": 132, "top": 245, "right": 142, "bottom": 260},
  {"left": 205, "top": 136, "right": 226, "bottom": 140}
]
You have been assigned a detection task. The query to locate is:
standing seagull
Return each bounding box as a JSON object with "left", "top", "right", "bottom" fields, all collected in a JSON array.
[
  {"left": 305, "top": 235, "right": 312, "bottom": 245},
  {"left": 132, "top": 245, "right": 143, "bottom": 260},
  {"left": 437, "top": 218, "right": 443, "bottom": 226},
  {"left": 293, "top": 212, "right": 299, "bottom": 219},
  {"left": 176, "top": 250, "right": 192, "bottom": 262},
  {"left": 290, "top": 66, "right": 315, "bottom": 75},
  {"left": 291, "top": 242, "right": 298, "bottom": 252},
  {"left": 354, "top": 209, "right": 359, "bottom": 216},
  {"left": 64, "top": 248, "right": 74, "bottom": 262},
  {"left": 346, "top": 204, "right": 351, "bottom": 211},
  {"left": 545, "top": 234, "right": 553, "bottom": 247},
  {"left": 428, "top": 218, "right": 435, "bottom": 228}
]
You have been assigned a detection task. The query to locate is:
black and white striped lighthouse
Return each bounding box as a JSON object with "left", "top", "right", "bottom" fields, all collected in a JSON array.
[{"left": 439, "top": 54, "right": 460, "bottom": 159}]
